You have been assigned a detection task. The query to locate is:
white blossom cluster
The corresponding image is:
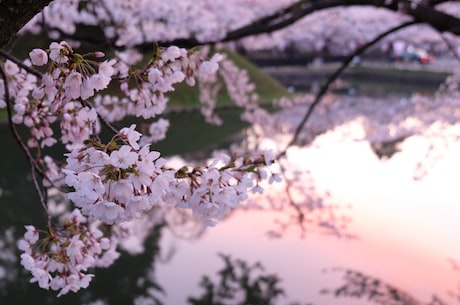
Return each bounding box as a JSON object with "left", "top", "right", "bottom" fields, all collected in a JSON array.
[
  {"left": 62, "top": 123, "right": 280, "bottom": 227},
  {"left": 138, "top": 118, "right": 170, "bottom": 145},
  {"left": 7, "top": 39, "right": 283, "bottom": 295},
  {"left": 18, "top": 209, "right": 119, "bottom": 297},
  {"left": 63, "top": 124, "right": 168, "bottom": 224},
  {"left": 4, "top": 41, "right": 114, "bottom": 148},
  {"left": 193, "top": 53, "right": 275, "bottom": 127},
  {"left": 2, "top": 41, "right": 223, "bottom": 151},
  {"left": 111, "top": 46, "right": 221, "bottom": 121},
  {"left": 30, "top": 42, "right": 115, "bottom": 107},
  {"left": 163, "top": 151, "right": 281, "bottom": 226},
  {"left": 219, "top": 57, "right": 274, "bottom": 127},
  {"left": 89, "top": 46, "right": 222, "bottom": 145},
  {"left": 0, "top": 60, "right": 36, "bottom": 108},
  {"left": 0, "top": 60, "right": 46, "bottom": 147}
]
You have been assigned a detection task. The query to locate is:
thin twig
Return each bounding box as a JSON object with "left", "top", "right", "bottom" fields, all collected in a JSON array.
[
  {"left": 277, "top": 20, "right": 418, "bottom": 159},
  {"left": 278, "top": 160, "right": 306, "bottom": 234},
  {"left": 0, "top": 49, "right": 42, "bottom": 78},
  {"left": 0, "top": 50, "right": 67, "bottom": 191},
  {"left": 0, "top": 65, "right": 50, "bottom": 220},
  {"left": 440, "top": 33, "right": 460, "bottom": 62},
  {"left": 80, "top": 99, "right": 120, "bottom": 135}
]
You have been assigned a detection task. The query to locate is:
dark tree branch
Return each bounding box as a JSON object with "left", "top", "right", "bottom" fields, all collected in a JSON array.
[
  {"left": 0, "top": 0, "right": 52, "bottom": 48},
  {"left": 153, "top": 0, "right": 460, "bottom": 49},
  {"left": 223, "top": 0, "right": 388, "bottom": 42},
  {"left": 0, "top": 65, "right": 50, "bottom": 221},
  {"left": 222, "top": 0, "right": 460, "bottom": 40},
  {"left": 427, "top": 0, "right": 451, "bottom": 5},
  {"left": 277, "top": 20, "right": 418, "bottom": 159},
  {"left": 278, "top": 161, "right": 306, "bottom": 235},
  {"left": 0, "top": 49, "right": 43, "bottom": 78},
  {"left": 25, "top": 0, "right": 457, "bottom": 52},
  {"left": 14, "top": 0, "right": 458, "bottom": 60},
  {"left": 405, "top": 3, "right": 460, "bottom": 33}
]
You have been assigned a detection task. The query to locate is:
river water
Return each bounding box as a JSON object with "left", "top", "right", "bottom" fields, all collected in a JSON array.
[
  {"left": 1, "top": 70, "right": 459, "bottom": 305},
  {"left": 156, "top": 115, "right": 460, "bottom": 304}
]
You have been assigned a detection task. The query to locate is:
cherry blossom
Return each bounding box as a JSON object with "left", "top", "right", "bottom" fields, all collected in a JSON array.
[
  {"left": 63, "top": 125, "right": 278, "bottom": 226},
  {"left": 29, "top": 49, "right": 48, "bottom": 66},
  {"left": 6, "top": 0, "right": 460, "bottom": 299},
  {"left": 18, "top": 209, "right": 119, "bottom": 297}
]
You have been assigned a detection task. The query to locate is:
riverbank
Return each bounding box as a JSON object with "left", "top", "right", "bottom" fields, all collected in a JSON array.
[
  {"left": 259, "top": 59, "right": 455, "bottom": 93},
  {"left": 246, "top": 53, "right": 460, "bottom": 73}
]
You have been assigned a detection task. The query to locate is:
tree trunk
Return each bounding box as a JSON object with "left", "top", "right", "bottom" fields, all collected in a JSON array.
[{"left": 0, "top": 0, "right": 52, "bottom": 47}]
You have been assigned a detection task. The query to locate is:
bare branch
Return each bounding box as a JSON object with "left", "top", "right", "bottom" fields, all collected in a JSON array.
[
  {"left": 0, "top": 65, "right": 49, "bottom": 220},
  {"left": 80, "top": 99, "right": 120, "bottom": 135},
  {"left": 0, "top": 49, "right": 42, "bottom": 78},
  {"left": 277, "top": 20, "right": 418, "bottom": 159},
  {"left": 151, "top": 0, "right": 460, "bottom": 49},
  {"left": 278, "top": 161, "right": 306, "bottom": 235},
  {"left": 224, "top": 0, "right": 460, "bottom": 41}
]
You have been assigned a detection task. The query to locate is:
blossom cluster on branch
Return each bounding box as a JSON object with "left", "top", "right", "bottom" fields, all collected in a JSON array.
[
  {"left": 0, "top": 38, "right": 282, "bottom": 296},
  {"left": 17, "top": 124, "right": 278, "bottom": 295},
  {"left": 18, "top": 209, "right": 118, "bottom": 296},
  {"left": 0, "top": 38, "right": 280, "bottom": 295}
]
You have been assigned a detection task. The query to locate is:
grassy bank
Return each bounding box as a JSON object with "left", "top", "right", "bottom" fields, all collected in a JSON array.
[
  {"left": 142, "top": 49, "right": 289, "bottom": 156},
  {"left": 167, "top": 48, "right": 287, "bottom": 108}
]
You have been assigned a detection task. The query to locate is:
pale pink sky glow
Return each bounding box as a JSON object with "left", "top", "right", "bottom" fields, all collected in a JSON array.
[{"left": 157, "top": 121, "right": 460, "bottom": 304}]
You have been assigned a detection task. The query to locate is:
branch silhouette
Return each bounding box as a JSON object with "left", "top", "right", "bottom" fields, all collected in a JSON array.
[
  {"left": 277, "top": 20, "right": 418, "bottom": 159},
  {"left": 322, "top": 268, "right": 448, "bottom": 305}
]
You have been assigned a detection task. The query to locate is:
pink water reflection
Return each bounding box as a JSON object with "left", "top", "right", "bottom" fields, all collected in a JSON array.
[{"left": 157, "top": 123, "right": 460, "bottom": 304}]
